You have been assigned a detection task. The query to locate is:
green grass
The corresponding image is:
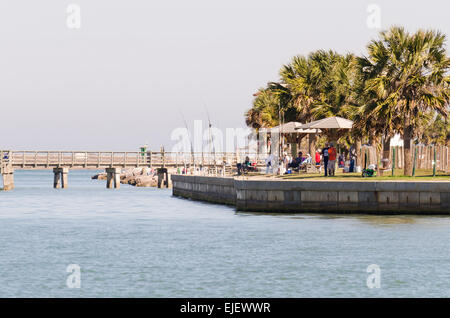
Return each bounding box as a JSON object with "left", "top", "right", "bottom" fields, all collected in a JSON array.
[{"left": 271, "top": 169, "right": 450, "bottom": 181}]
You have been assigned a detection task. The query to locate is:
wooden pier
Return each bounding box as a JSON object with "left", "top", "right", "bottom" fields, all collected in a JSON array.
[{"left": 0, "top": 150, "right": 265, "bottom": 190}]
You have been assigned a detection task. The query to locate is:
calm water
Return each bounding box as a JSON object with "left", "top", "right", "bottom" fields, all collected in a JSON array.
[{"left": 1, "top": 170, "right": 450, "bottom": 297}]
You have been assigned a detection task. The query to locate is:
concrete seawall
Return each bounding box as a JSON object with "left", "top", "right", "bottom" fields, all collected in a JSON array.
[
  {"left": 172, "top": 175, "right": 450, "bottom": 214},
  {"left": 172, "top": 175, "right": 236, "bottom": 205}
]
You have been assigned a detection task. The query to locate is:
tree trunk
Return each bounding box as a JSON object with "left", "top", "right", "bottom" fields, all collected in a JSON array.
[
  {"left": 403, "top": 124, "right": 414, "bottom": 176},
  {"left": 382, "top": 136, "right": 391, "bottom": 168},
  {"left": 308, "top": 133, "right": 317, "bottom": 163},
  {"left": 356, "top": 139, "right": 362, "bottom": 168}
]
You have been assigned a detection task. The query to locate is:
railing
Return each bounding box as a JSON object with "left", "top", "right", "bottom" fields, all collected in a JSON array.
[
  {"left": 358, "top": 145, "right": 449, "bottom": 173},
  {"left": 0, "top": 150, "right": 267, "bottom": 169}
]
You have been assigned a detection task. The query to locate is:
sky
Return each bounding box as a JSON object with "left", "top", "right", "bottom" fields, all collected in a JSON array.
[{"left": 0, "top": 0, "right": 449, "bottom": 151}]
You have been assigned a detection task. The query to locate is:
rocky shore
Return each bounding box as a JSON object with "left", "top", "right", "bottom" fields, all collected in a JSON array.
[{"left": 92, "top": 167, "right": 173, "bottom": 188}]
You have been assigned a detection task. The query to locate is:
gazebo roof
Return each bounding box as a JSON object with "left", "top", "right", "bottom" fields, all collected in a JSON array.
[
  {"left": 268, "top": 122, "right": 321, "bottom": 134},
  {"left": 295, "top": 116, "right": 354, "bottom": 130}
]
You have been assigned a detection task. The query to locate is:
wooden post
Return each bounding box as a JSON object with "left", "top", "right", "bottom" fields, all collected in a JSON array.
[
  {"left": 149, "top": 150, "right": 152, "bottom": 169},
  {"left": 392, "top": 147, "right": 396, "bottom": 176},
  {"left": 429, "top": 146, "right": 432, "bottom": 170},
  {"left": 433, "top": 146, "right": 436, "bottom": 177},
  {"left": 162, "top": 149, "right": 165, "bottom": 168},
  {"left": 445, "top": 146, "right": 450, "bottom": 172},
  {"left": 399, "top": 146, "right": 403, "bottom": 169},
  {"left": 417, "top": 146, "right": 421, "bottom": 169}
]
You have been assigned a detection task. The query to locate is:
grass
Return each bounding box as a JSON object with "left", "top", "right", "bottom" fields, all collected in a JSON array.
[{"left": 253, "top": 169, "right": 450, "bottom": 181}]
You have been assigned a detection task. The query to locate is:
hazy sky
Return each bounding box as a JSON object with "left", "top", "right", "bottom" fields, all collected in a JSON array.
[{"left": 0, "top": 0, "right": 449, "bottom": 150}]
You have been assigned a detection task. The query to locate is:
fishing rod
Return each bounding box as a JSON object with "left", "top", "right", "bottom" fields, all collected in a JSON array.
[
  {"left": 177, "top": 109, "right": 195, "bottom": 171},
  {"left": 204, "top": 105, "right": 216, "bottom": 166}
]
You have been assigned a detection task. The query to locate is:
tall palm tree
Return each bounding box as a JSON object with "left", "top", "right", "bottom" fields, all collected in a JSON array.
[{"left": 359, "top": 26, "right": 449, "bottom": 175}]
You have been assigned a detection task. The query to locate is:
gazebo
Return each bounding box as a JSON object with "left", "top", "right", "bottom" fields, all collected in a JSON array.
[
  {"left": 296, "top": 116, "right": 354, "bottom": 141},
  {"left": 267, "top": 122, "right": 322, "bottom": 158},
  {"left": 295, "top": 116, "right": 354, "bottom": 163}
]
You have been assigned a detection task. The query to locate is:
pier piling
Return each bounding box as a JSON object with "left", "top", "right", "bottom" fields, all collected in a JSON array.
[
  {"left": 106, "top": 167, "right": 121, "bottom": 189},
  {"left": 1, "top": 164, "right": 14, "bottom": 191},
  {"left": 53, "top": 167, "right": 69, "bottom": 189},
  {"left": 157, "top": 168, "right": 169, "bottom": 188}
]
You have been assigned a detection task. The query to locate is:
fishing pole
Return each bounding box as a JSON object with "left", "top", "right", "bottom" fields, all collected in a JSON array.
[
  {"left": 204, "top": 104, "right": 216, "bottom": 164},
  {"left": 177, "top": 109, "right": 195, "bottom": 171}
]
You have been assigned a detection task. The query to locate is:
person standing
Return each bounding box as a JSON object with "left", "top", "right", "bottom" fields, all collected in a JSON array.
[
  {"left": 349, "top": 145, "right": 356, "bottom": 172},
  {"left": 315, "top": 150, "right": 321, "bottom": 166},
  {"left": 328, "top": 143, "right": 337, "bottom": 176},
  {"left": 321, "top": 143, "right": 329, "bottom": 176},
  {"left": 265, "top": 153, "right": 273, "bottom": 174},
  {"left": 283, "top": 152, "right": 292, "bottom": 172},
  {"left": 338, "top": 154, "right": 344, "bottom": 168}
]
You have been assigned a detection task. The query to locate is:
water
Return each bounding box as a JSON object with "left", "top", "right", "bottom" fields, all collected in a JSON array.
[{"left": 1, "top": 170, "right": 450, "bottom": 297}]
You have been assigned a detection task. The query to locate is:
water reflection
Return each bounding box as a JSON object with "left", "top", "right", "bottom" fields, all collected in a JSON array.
[{"left": 236, "top": 211, "right": 450, "bottom": 228}]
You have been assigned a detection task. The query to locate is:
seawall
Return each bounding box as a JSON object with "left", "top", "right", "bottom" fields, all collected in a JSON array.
[
  {"left": 171, "top": 175, "right": 450, "bottom": 214},
  {"left": 172, "top": 175, "right": 236, "bottom": 205}
]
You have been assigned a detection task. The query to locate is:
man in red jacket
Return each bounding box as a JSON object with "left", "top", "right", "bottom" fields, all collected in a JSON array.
[{"left": 328, "top": 142, "right": 337, "bottom": 176}]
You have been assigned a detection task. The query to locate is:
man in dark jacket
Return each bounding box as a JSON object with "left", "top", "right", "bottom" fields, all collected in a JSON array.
[{"left": 321, "top": 143, "right": 329, "bottom": 176}]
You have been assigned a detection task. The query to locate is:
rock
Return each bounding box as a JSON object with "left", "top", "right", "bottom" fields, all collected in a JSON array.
[
  {"left": 133, "top": 175, "right": 158, "bottom": 187},
  {"left": 93, "top": 167, "right": 173, "bottom": 188},
  {"left": 120, "top": 176, "right": 134, "bottom": 184},
  {"left": 92, "top": 172, "right": 107, "bottom": 180}
]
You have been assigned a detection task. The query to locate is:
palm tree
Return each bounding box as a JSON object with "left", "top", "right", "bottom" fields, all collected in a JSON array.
[
  {"left": 245, "top": 88, "right": 280, "bottom": 129},
  {"left": 246, "top": 50, "right": 363, "bottom": 160},
  {"left": 358, "top": 26, "right": 449, "bottom": 175}
]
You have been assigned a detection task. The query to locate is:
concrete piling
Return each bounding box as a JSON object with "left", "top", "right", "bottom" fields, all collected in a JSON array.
[
  {"left": 53, "top": 167, "right": 69, "bottom": 189},
  {"left": 106, "top": 167, "right": 121, "bottom": 189},
  {"left": 1, "top": 164, "right": 14, "bottom": 191},
  {"left": 157, "top": 168, "right": 169, "bottom": 188}
]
